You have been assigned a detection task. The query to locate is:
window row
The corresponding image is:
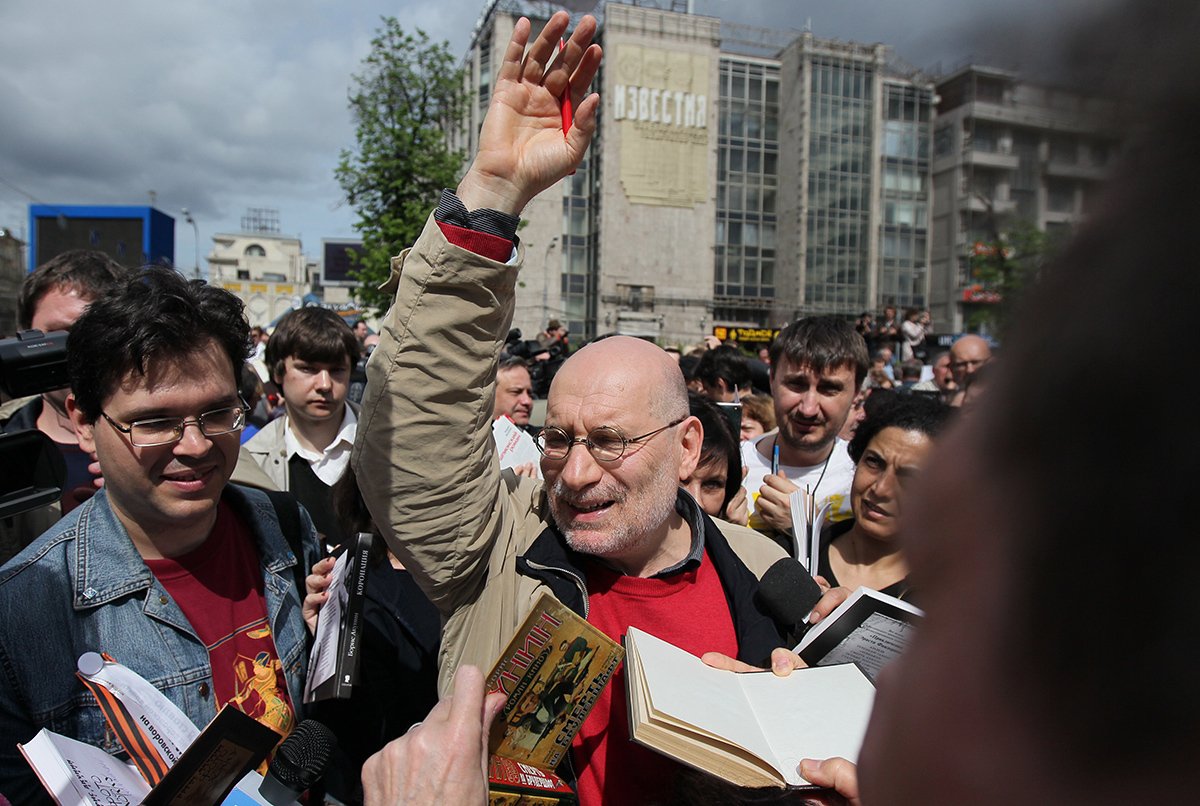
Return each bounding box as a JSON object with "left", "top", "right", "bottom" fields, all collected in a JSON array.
[
  {"left": 810, "top": 60, "right": 874, "bottom": 101},
  {"left": 718, "top": 147, "right": 779, "bottom": 177},
  {"left": 718, "top": 184, "right": 778, "bottom": 215},
  {"left": 716, "top": 220, "right": 777, "bottom": 248}
]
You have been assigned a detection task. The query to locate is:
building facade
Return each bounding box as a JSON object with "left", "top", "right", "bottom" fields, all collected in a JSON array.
[
  {"left": 207, "top": 208, "right": 315, "bottom": 328},
  {"left": 459, "top": 0, "right": 935, "bottom": 345},
  {"left": 0, "top": 229, "right": 24, "bottom": 336},
  {"left": 929, "top": 66, "right": 1116, "bottom": 331}
]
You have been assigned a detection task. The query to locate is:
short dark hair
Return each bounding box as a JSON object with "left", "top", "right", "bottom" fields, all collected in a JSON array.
[
  {"left": 266, "top": 307, "right": 359, "bottom": 382},
  {"left": 19, "top": 250, "right": 129, "bottom": 329},
  {"left": 68, "top": 267, "right": 250, "bottom": 422},
  {"left": 695, "top": 345, "right": 751, "bottom": 394},
  {"left": 899, "top": 359, "right": 923, "bottom": 381},
  {"left": 678, "top": 354, "right": 701, "bottom": 384},
  {"left": 847, "top": 393, "right": 952, "bottom": 464},
  {"left": 239, "top": 363, "right": 264, "bottom": 403},
  {"left": 498, "top": 355, "right": 530, "bottom": 373},
  {"left": 770, "top": 315, "right": 870, "bottom": 387},
  {"left": 687, "top": 391, "right": 742, "bottom": 512}
]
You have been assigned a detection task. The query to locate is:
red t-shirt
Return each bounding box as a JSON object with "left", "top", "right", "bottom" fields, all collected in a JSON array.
[
  {"left": 573, "top": 549, "right": 738, "bottom": 806},
  {"left": 146, "top": 501, "right": 295, "bottom": 739}
]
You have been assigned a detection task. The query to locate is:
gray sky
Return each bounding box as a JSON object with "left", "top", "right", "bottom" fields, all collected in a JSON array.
[{"left": 0, "top": 0, "right": 1115, "bottom": 271}]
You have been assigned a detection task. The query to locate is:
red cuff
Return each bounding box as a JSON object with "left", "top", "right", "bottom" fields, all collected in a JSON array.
[{"left": 437, "top": 222, "right": 514, "bottom": 263}]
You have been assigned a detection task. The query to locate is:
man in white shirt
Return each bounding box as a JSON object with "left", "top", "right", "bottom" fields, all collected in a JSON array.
[
  {"left": 241, "top": 306, "right": 359, "bottom": 544},
  {"left": 742, "top": 316, "right": 868, "bottom": 551}
]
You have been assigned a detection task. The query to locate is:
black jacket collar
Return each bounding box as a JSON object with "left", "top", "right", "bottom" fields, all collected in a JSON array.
[{"left": 516, "top": 503, "right": 784, "bottom": 667}]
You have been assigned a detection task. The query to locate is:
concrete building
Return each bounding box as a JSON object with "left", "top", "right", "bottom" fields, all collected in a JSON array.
[
  {"left": 0, "top": 228, "right": 24, "bottom": 336},
  {"left": 207, "top": 208, "right": 315, "bottom": 328},
  {"left": 929, "top": 66, "right": 1116, "bottom": 331},
  {"left": 458, "top": 0, "right": 935, "bottom": 346}
]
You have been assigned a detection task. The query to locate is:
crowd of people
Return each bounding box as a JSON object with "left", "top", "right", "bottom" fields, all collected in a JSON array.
[{"left": 0, "top": 2, "right": 1196, "bottom": 804}]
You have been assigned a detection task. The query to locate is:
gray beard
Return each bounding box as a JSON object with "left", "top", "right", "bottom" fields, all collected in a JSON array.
[{"left": 551, "top": 478, "right": 679, "bottom": 561}]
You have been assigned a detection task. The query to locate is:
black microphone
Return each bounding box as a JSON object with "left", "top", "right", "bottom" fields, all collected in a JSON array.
[
  {"left": 259, "top": 719, "right": 337, "bottom": 805},
  {"left": 755, "top": 558, "right": 824, "bottom": 646}
]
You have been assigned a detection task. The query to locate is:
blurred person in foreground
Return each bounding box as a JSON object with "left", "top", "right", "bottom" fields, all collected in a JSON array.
[
  {"left": 720, "top": 3, "right": 1200, "bottom": 799},
  {"left": 360, "top": 2, "right": 1200, "bottom": 802}
]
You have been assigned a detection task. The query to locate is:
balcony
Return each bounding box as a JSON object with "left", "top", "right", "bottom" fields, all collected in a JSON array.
[
  {"left": 965, "top": 148, "right": 1019, "bottom": 171},
  {"left": 1044, "top": 159, "right": 1108, "bottom": 181},
  {"left": 959, "top": 195, "right": 1017, "bottom": 215}
]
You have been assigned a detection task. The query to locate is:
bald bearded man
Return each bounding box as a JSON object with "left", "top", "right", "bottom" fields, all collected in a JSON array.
[{"left": 352, "top": 13, "right": 790, "bottom": 805}]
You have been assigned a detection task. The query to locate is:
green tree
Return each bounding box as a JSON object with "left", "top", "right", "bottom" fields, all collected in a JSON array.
[
  {"left": 966, "top": 219, "right": 1063, "bottom": 338},
  {"left": 336, "top": 19, "right": 465, "bottom": 316}
]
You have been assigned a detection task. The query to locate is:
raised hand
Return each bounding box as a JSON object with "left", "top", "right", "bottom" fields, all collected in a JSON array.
[{"left": 457, "top": 11, "right": 603, "bottom": 215}]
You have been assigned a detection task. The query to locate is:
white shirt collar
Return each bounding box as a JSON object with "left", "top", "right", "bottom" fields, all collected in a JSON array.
[{"left": 283, "top": 405, "right": 358, "bottom": 485}]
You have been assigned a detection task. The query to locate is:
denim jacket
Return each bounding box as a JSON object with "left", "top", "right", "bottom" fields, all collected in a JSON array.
[{"left": 0, "top": 484, "right": 320, "bottom": 804}]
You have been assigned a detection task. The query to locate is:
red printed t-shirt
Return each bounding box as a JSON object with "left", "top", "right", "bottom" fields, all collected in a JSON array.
[
  {"left": 572, "top": 550, "right": 738, "bottom": 806},
  {"left": 146, "top": 500, "right": 295, "bottom": 739}
]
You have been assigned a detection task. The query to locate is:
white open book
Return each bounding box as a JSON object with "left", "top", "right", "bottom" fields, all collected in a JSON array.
[{"left": 624, "top": 626, "right": 875, "bottom": 790}]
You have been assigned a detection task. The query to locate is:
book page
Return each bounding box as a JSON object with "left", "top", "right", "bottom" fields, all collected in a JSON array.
[
  {"left": 628, "top": 628, "right": 778, "bottom": 770},
  {"left": 492, "top": 416, "right": 542, "bottom": 476},
  {"left": 19, "top": 728, "right": 150, "bottom": 806},
  {"left": 819, "top": 612, "right": 917, "bottom": 682},
  {"left": 304, "top": 550, "right": 349, "bottom": 702},
  {"left": 795, "top": 586, "right": 924, "bottom": 683},
  {"left": 738, "top": 664, "right": 876, "bottom": 785}
]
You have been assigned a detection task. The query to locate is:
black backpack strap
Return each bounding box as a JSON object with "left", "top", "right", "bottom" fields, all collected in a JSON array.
[{"left": 265, "top": 490, "right": 309, "bottom": 602}]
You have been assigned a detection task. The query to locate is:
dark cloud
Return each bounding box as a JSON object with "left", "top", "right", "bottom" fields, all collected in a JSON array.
[
  {"left": 0, "top": 0, "right": 1121, "bottom": 266},
  {"left": 696, "top": 0, "right": 1123, "bottom": 82}
]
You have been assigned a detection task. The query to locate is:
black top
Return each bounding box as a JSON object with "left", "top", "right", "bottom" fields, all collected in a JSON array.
[
  {"left": 287, "top": 454, "right": 343, "bottom": 547},
  {"left": 817, "top": 519, "right": 915, "bottom": 603},
  {"left": 313, "top": 564, "right": 441, "bottom": 804}
]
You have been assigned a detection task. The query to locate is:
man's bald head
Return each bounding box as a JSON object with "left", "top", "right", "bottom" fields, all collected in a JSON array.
[
  {"left": 949, "top": 335, "right": 992, "bottom": 386},
  {"left": 542, "top": 336, "right": 701, "bottom": 575},
  {"left": 549, "top": 336, "right": 688, "bottom": 422}
]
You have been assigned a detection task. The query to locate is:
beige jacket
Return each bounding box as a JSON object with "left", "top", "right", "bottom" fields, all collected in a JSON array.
[{"left": 353, "top": 215, "right": 786, "bottom": 693}]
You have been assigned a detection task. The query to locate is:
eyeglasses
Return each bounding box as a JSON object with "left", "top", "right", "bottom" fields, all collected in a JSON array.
[
  {"left": 536, "top": 416, "right": 687, "bottom": 463},
  {"left": 101, "top": 404, "right": 248, "bottom": 447}
]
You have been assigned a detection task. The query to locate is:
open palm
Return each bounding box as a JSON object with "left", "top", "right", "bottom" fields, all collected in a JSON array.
[{"left": 457, "top": 11, "right": 602, "bottom": 214}]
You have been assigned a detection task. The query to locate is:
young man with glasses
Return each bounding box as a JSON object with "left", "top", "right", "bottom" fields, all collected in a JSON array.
[
  {"left": 0, "top": 266, "right": 321, "bottom": 802},
  {"left": 353, "top": 13, "right": 799, "bottom": 804}
]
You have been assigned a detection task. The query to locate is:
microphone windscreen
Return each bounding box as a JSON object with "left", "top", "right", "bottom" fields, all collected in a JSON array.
[
  {"left": 755, "top": 558, "right": 823, "bottom": 628},
  {"left": 266, "top": 719, "right": 336, "bottom": 792}
]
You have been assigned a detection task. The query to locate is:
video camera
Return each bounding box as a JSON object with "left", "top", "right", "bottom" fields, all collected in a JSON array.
[
  {"left": 502, "top": 329, "right": 567, "bottom": 398},
  {"left": 503, "top": 328, "right": 550, "bottom": 362},
  {"left": 0, "top": 329, "right": 70, "bottom": 519}
]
